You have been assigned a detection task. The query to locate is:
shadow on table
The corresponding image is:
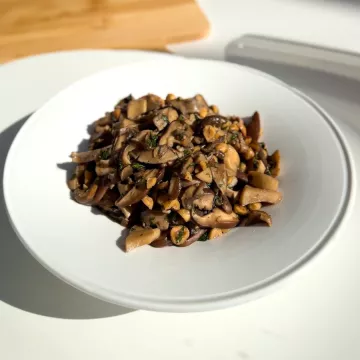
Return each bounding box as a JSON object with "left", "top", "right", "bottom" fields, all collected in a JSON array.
[{"left": 0, "top": 115, "right": 134, "bottom": 319}]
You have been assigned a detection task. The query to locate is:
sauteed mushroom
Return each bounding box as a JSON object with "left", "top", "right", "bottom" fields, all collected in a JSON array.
[{"left": 68, "top": 93, "right": 282, "bottom": 251}]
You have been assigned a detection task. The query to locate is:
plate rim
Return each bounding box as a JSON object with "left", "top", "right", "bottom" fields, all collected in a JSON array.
[{"left": 3, "top": 58, "right": 355, "bottom": 312}]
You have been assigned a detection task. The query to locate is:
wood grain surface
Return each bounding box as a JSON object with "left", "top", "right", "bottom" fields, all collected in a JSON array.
[{"left": 0, "top": 0, "right": 209, "bottom": 63}]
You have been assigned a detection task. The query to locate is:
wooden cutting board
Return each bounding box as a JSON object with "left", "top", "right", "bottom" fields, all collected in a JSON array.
[{"left": 0, "top": 0, "right": 209, "bottom": 63}]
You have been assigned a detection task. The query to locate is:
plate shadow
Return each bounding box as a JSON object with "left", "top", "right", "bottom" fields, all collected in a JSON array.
[{"left": 0, "top": 115, "right": 134, "bottom": 319}]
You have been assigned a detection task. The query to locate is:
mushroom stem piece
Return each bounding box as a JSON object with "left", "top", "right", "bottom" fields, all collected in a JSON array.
[
  {"left": 125, "top": 227, "right": 161, "bottom": 252},
  {"left": 239, "top": 185, "right": 282, "bottom": 205},
  {"left": 248, "top": 171, "right": 279, "bottom": 191}
]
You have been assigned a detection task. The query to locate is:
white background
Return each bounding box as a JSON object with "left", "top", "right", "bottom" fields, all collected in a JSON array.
[{"left": 1, "top": 0, "right": 360, "bottom": 359}]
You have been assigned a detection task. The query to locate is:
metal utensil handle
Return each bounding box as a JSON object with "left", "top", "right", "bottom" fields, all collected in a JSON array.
[{"left": 226, "top": 35, "right": 360, "bottom": 81}]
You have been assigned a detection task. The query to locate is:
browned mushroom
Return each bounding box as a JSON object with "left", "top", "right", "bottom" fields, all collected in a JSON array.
[
  {"left": 193, "top": 192, "right": 215, "bottom": 210},
  {"left": 181, "top": 185, "right": 197, "bottom": 209},
  {"left": 210, "top": 164, "right": 227, "bottom": 194},
  {"left": 241, "top": 210, "right": 272, "bottom": 227},
  {"left": 115, "top": 183, "right": 149, "bottom": 208},
  {"left": 159, "top": 120, "right": 193, "bottom": 147},
  {"left": 221, "top": 194, "right": 233, "bottom": 214},
  {"left": 239, "top": 185, "right": 282, "bottom": 205},
  {"left": 168, "top": 176, "right": 181, "bottom": 200},
  {"left": 137, "top": 146, "right": 182, "bottom": 164},
  {"left": 68, "top": 93, "right": 282, "bottom": 251},
  {"left": 67, "top": 175, "right": 79, "bottom": 190},
  {"left": 269, "top": 150, "right": 281, "bottom": 177},
  {"left": 248, "top": 171, "right": 279, "bottom": 191},
  {"left": 127, "top": 98, "right": 147, "bottom": 119},
  {"left": 141, "top": 210, "right": 170, "bottom": 231},
  {"left": 141, "top": 94, "right": 164, "bottom": 111},
  {"left": 192, "top": 208, "right": 239, "bottom": 229},
  {"left": 153, "top": 107, "right": 178, "bottom": 130},
  {"left": 246, "top": 111, "right": 261, "bottom": 142},
  {"left": 117, "top": 183, "right": 132, "bottom": 196},
  {"left": 150, "top": 232, "right": 173, "bottom": 248},
  {"left": 73, "top": 182, "right": 98, "bottom": 205},
  {"left": 120, "top": 165, "right": 133, "bottom": 182},
  {"left": 125, "top": 227, "right": 161, "bottom": 252},
  {"left": 215, "top": 143, "right": 240, "bottom": 176},
  {"left": 170, "top": 225, "right": 190, "bottom": 245},
  {"left": 177, "top": 229, "right": 207, "bottom": 247},
  {"left": 70, "top": 145, "right": 111, "bottom": 163},
  {"left": 168, "top": 94, "right": 208, "bottom": 115}
]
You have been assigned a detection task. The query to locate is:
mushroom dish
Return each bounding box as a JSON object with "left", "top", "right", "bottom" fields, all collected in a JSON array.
[{"left": 68, "top": 93, "right": 282, "bottom": 252}]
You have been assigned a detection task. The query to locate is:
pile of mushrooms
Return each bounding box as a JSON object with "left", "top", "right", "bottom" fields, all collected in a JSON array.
[{"left": 68, "top": 93, "right": 282, "bottom": 252}]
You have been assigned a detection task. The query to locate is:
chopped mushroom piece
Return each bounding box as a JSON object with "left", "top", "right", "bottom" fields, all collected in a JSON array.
[
  {"left": 141, "top": 210, "right": 170, "bottom": 230},
  {"left": 192, "top": 208, "right": 239, "bottom": 229},
  {"left": 209, "top": 228, "right": 223, "bottom": 240},
  {"left": 241, "top": 210, "right": 272, "bottom": 227},
  {"left": 127, "top": 98, "right": 147, "bottom": 119},
  {"left": 195, "top": 168, "right": 213, "bottom": 183},
  {"left": 125, "top": 227, "right": 161, "bottom": 252},
  {"left": 115, "top": 184, "right": 149, "bottom": 207},
  {"left": 239, "top": 185, "right": 282, "bottom": 206},
  {"left": 193, "top": 193, "right": 215, "bottom": 211},
  {"left": 269, "top": 150, "right": 281, "bottom": 177},
  {"left": 170, "top": 226, "right": 190, "bottom": 245},
  {"left": 177, "top": 209, "right": 191, "bottom": 222},
  {"left": 246, "top": 111, "right": 261, "bottom": 142},
  {"left": 248, "top": 171, "right": 279, "bottom": 191},
  {"left": 68, "top": 93, "right": 282, "bottom": 251},
  {"left": 137, "top": 147, "right": 181, "bottom": 164}
]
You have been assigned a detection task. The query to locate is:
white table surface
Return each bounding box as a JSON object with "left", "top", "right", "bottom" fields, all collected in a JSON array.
[{"left": 2, "top": 1, "right": 360, "bottom": 359}]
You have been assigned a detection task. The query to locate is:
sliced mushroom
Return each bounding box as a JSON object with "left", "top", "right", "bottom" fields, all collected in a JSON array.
[
  {"left": 117, "top": 183, "right": 132, "bottom": 196},
  {"left": 122, "top": 144, "right": 137, "bottom": 165},
  {"left": 127, "top": 98, "right": 147, "bottom": 119},
  {"left": 270, "top": 150, "right": 281, "bottom": 177},
  {"left": 73, "top": 182, "right": 98, "bottom": 205},
  {"left": 159, "top": 120, "right": 193, "bottom": 147},
  {"left": 181, "top": 157, "right": 195, "bottom": 176},
  {"left": 239, "top": 185, "right": 282, "bottom": 205},
  {"left": 215, "top": 143, "right": 240, "bottom": 176},
  {"left": 141, "top": 94, "right": 164, "bottom": 111},
  {"left": 236, "top": 171, "right": 249, "bottom": 184},
  {"left": 125, "top": 227, "right": 161, "bottom": 252},
  {"left": 177, "top": 229, "right": 207, "bottom": 247},
  {"left": 67, "top": 175, "right": 79, "bottom": 190},
  {"left": 251, "top": 158, "right": 266, "bottom": 173},
  {"left": 137, "top": 146, "right": 182, "bottom": 164},
  {"left": 95, "top": 166, "right": 115, "bottom": 177},
  {"left": 168, "top": 94, "right": 208, "bottom": 115},
  {"left": 241, "top": 210, "right": 272, "bottom": 227},
  {"left": 70, "top": 145, "right": 111, "bottom": 163},
  {"left": 181, "top": 185, "right": 197, "bottom": 209},
  {"left": 141, "top": 210, "right": 170, "bottom": 230},
  {"left": 168, "top": 176, "right": 182, "bottom": 200},
  {"left": 199, "top": 115, "right": 228, "bottom": 130},
  {"left": 221, "top": 194, "right": 233, "bottom": 214},
  {"left": 120, "top": 165, "right": 133, "bottom": 182},
  {"left": 193, "top": 192, "right": 215, "bottom": 210},
  {"left": 119, "top": 206, "right": 132, "bottom": 219},
  {"left": 115, "top": 184, "right": 149, "bottom": 207},
  {"left": 210, "top": 164, "right": 227, "bottom": 194},
  {"left": 150, "top": 232, "right": 173, "bottom": 248},
  {"left": 196, "top": 168, "right": 213, "bottom": 183},
  {"left": 248, "top": 171, "right": 279, "bottom": 191},
  {"left": 192, "top": 208, "right": 239, "bottom": 229},
  {"left": 131, "top": 130, "right": 152, "bottom": 147},
  {"left": 153, "top": 107, "right": 178, "bottom": 130},
  {"left": 246, "top": 111, "right": 261, "bottom": 142}
]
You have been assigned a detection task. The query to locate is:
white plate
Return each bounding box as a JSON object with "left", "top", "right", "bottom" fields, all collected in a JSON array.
[{"left": 3, "top": 58, "right": 353, "bottom": 312}]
